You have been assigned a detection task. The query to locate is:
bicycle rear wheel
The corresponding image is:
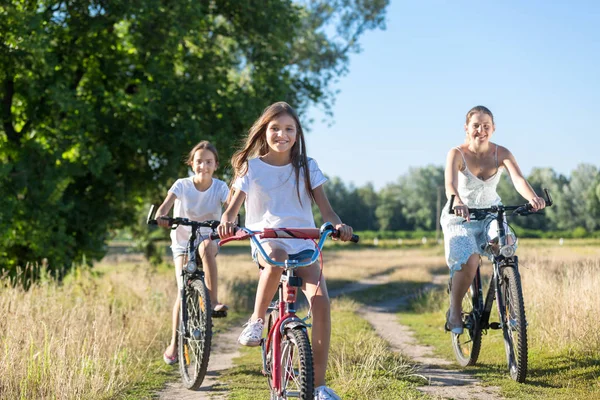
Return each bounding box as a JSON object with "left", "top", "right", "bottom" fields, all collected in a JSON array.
[
  {"left": 179, "top": 279, "right": 212, "bottom": 389},
  {"left": 270, "top": 327, "right": 314, "bottom": 400},
  {"left": 499, "top": 266, "right": 528, "bottom": 382},
  {"left": 451, "top": 272, "right": 483, "bottom": 366}
]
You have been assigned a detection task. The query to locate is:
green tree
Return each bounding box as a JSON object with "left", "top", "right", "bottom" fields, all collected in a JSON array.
[
  {"left": 375, "top": 183, "right": 406, "bottom": 231},
  {"left": 0, "top": 0, "right": 389, "bottom": 277},
  {"left": 356, "top": 182, "right": 379, "bottom": 230},
  {"left": 395, "top": 165, "right": 444, "bottom": 230}
]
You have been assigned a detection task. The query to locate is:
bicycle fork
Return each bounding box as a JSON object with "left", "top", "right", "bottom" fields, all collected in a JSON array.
[{"left": 262, "top": 270, "right": 307, "bottom": 397}]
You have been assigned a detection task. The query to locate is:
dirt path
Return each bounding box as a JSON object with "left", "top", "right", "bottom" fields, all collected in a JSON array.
[
  {"left": 356, "top": 275, "right": 503, "bottom": 400},
  {"left": 157, "top": 324, "right": 242, "bottom": 400}
]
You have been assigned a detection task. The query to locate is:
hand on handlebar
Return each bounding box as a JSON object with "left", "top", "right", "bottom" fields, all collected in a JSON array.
[
  {"left": 334, "top": 223, "right": 353, "bottom": 241},
  {"left": 453, "top": 204, "right": 471, "bottom": 221},
  {"left": 529, "top": 196, "right": 546, "bottom": 212},
  {"left": 157, "top": 215, "right": 171, "bottom": 228},
  {"left": 217, "top": 220, "right": 237, "bottom": 239}
]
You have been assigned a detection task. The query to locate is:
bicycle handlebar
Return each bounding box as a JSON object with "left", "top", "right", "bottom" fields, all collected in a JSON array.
[
  {"left": 217, "top": 222, "right": 360, "bottom": 269},
  {"left": 146, "top": 205, "right": 221, "bottom": 240},
  {"left": 447, "top": 188, "right": 553, "bottom": 220}
]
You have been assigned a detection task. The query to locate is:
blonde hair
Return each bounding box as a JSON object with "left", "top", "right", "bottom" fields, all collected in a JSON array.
[
  {"left": 230, "top": 102, "right": 314, "bottom": 204},
  {"left": 466, "top": 105, "right": 494, "bottom": 125}
]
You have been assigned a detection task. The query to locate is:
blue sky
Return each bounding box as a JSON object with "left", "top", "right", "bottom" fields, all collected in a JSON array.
[{"left": 304, "top": 1, "right": 600, "bottom": 190}]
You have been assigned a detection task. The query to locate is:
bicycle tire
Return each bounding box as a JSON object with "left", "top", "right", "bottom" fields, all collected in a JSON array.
[
  {"left": 178, "top": 279, "right": 212, "bottom": 390},
  {"left": 272, "top": 327, "right": 314, "bottom": 400},
  {"left": 451, "top": 273, "right": 483, "bottom": 366},
  {"left": 499, "top": 266, "right": 528, "bottom": 382}
]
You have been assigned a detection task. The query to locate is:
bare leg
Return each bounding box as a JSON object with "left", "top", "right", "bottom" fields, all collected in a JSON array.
[
  {"left": 299, "top": 261, "right": 330, "bottom": 388},
  {"left": 252, "top": 243, "right": 286, "bottom": 321},
  {"left": 165, "top": 255, "right": 185, "bottom": 357},
  {"left": 198, "top": 239, "right": 219, "bottom": 306},
  {"left": 449, "top": 253, "right": 480, "bottom": 326}
]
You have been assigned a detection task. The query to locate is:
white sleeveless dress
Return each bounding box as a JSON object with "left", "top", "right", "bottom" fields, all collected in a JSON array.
[{"left": 440, "top": 146, "right": 512, "bottom": 275}]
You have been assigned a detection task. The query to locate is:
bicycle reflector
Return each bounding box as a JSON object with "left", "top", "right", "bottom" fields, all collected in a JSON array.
[
  {"left": 185, "top": 260, "right": 197, "bottom": 273},
  {"left": 500, "top": 244, "right": 516, "bottom": 258}
]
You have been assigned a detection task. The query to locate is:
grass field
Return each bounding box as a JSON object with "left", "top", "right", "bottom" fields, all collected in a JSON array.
[
  {"left": 1, "top": 239, "right": 599, "bottom": 399},
  {"left": 397, "top": 243, "right": 600, "bottom": 399}
]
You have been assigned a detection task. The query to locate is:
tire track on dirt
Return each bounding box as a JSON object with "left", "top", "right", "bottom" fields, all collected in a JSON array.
[{"left": 356, "top": 275, "right": 503, "bottom": 400}]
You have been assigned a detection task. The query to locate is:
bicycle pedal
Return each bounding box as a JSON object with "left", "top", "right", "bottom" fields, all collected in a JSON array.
[
  {"left": 212, "top": 310, "right": 228, "bottom": 318},
  {"left": 489, "top": 322, "right": 502, "bottom": 330}
]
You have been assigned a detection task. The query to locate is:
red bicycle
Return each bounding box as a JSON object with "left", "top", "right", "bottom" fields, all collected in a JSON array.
[{"left": 218, "top": 222, "right": 359, "bottom": 400}]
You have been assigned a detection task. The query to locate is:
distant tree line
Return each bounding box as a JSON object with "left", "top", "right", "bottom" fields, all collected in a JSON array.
[{"left": 317, "top": 164, "right": 600, "bottom": 234}]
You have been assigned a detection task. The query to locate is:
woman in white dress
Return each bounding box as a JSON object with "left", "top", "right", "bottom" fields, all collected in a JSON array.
[{"left": 441, "top": 105, "right": 546, "bottom": 334}]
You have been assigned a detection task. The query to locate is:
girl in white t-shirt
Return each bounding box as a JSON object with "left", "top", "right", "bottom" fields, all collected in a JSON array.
[
  {"left": 218, "top": 102, "right": 353, "bottom": 400},
  {"left": 155, "top": 140, "right": 229, "bottom": 365}
]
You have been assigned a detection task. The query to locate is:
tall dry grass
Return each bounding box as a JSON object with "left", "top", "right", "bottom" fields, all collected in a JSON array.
[
  {"left": 0, "top": 259, "right": 174, "bottom": 400},
  {"left": 519, "top": 246, "right": 600, "bottom": 355}
]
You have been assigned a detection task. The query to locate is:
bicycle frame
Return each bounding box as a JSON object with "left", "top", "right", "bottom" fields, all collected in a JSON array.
[
  {"left": 241, "top": 225, "right": 330, "bottom": 395},
  {"left": 219, "top": 222, "right": 359, "bottom": 396},
  {"left": 179, "top": 225, "right": 205, "bottom": 339},
  {"left": 474, "top": 207, "right": 516, "bottom": 332}
]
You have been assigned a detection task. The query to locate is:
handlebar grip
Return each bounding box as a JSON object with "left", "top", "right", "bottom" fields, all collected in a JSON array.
[
  {"left": 448, "top": 195, "right": 455, "bottom": 214},
  {"left": 147, "top": 205, "right": 156, "bottom": 224},
  {"left": 331, "top": 230, "right": 360, "bottom": 243},
  {"left": 209, "top": 232, "right": 220, "bottom": 241},
  {"left": 543, "top": 188, "right": 553, "bottom": 207}
]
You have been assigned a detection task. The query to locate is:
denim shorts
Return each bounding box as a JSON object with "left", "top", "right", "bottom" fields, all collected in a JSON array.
[{"left": 252, "top": 248, "right": 315, "bottom": 269}]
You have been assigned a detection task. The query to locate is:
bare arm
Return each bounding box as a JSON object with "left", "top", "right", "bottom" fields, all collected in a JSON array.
[
  {"left": 444, "top": 148, "right": 465, "bottom": 204},
  {"left": 218, "top": 189, "right": 246, "bottom": 238},
  {"left": 313, "top": 185, "right": 353, "bottom": 241},
  {"left": 500, "top": 147, "right": 545, "bottom": 211},
  {"left": 444, "top": 148, "right": 471, "bottom": 220},
  {"left": 155, "top": 192, "right": 177, "bottom": 228}
]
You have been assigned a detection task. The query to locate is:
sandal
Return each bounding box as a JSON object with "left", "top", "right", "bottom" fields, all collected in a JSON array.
[
  {"left": 445, "top": 309, "right": 464, "bottom": 335},
  {"left": 163, "top": 350, "right": 178, "bottom": 365}
]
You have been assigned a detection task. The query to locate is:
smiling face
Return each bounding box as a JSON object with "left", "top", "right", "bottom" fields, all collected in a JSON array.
[
  {"left": 465, "top": 112, "right": 495, "bottom": 145},
  {"left": 265, "top": 113, "right": 298, "bottom": 155},
  {"left": 191, "top": 148, "right": 217, "bottom": 177}
]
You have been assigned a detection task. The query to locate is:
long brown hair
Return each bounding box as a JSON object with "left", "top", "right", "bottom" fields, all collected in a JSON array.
[
  {"left": 185, "top": 140, "right": 219, "bottom": 166},
  {"left": 230, "top": 102, "right": 314, "bottom": 204}
]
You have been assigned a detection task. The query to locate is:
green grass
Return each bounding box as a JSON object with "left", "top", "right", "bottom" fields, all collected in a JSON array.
[
  {"left": 399, "top": 287, "right": 600, "bottom": 400},
  {"left": 220, "top": 298, "right": 431, "bottom": 399}
]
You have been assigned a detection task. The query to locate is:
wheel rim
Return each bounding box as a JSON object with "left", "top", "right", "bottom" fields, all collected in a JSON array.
[
  {"left": 280, "top": 334, "right": 302, "bottom": 397},
  {"left": 453, "top": 286, "right": 477, "bottom": 360},
  {"left": 182, "top": 288, "right": 208, "bottom": 381},
  {"left": 503, "top": 279, "right": 520, "bottom": 374}
]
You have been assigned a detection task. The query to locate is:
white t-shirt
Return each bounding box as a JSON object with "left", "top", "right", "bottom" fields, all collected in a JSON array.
[
  {"left": 169, "top": 177, "right": 229, "bottom": 248},
  {"left": 233, "top": 157, "right": 327, "bottom": 254}
]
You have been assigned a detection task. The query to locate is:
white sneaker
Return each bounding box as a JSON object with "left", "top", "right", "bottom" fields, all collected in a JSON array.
[
  {"left": 238, "top": 318, "right": 264, "bottom": 346},
  {"left": 314, "top": 385, "right": 341, "bottom": 400}
]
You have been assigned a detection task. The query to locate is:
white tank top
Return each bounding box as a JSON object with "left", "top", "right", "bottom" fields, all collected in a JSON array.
[{"left": 455, "top": 145, "right": 503, "bottom": 208}]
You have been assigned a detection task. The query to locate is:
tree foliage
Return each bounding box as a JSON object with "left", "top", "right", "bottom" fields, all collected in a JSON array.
[
  {"left": 318, "top": 164, "right": 599, "bottom": 235},
  {"left": 0, "top": 0, "right": 389, "bottom": 276}
]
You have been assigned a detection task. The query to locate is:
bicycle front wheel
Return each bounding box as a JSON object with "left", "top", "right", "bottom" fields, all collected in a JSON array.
[
  {"left": 179, "top": 279, "right": 212, "bottom": 390},
  {"left": 499, "top": 266, "right": 528, "bottom": 382},
  {"left": 272, "top": 328, "right": 314, "bottom": 400},
  {"left": 451, "top": 273, "right": 483, "bottom": 366}
]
